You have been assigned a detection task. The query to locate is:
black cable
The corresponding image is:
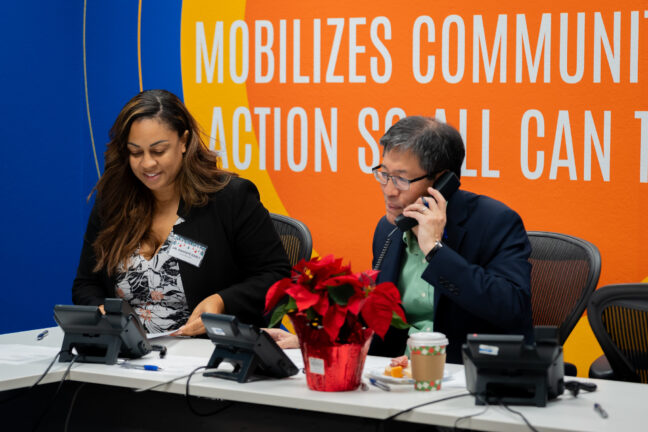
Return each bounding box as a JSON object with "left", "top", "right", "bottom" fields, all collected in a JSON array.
[
  {"left": 451, "top": 393, "right": 540, "bottom": 432},
  {"left": 32, "top": 354, "right": 79, "bottom": 432},
  {"left": 31, "top": 351, "right": 65, "bottom": 389},
  {"left": 382, "top": 392, "right": 472, "bottom": 423},
  {"left": 53, "top": 355, "right": 78, "bottom": 395},
  {"left": 373, "top": 227, "right": 398, "bottom": 271},
  {"left": 453, "top": 394, "right": 489, "bottom": 431},
  {"left": 0, "top": 350, "right": 63, "bottom": 404},
  {"left": 565, "top": 380, "right": 597, "bottom": 397},
  {"left": 499, "top": 401, "right": 540, "bottom": 432},
  {"left": 133, "top": 372, "right": 193, "bottom": 393},
  {"left": 466, "top": 392, "right": 539, "bottom": 432},
  {"left": 382, "top": 390, "right": 540, "bottom": 432},
  {"left": 185, "top": 366, "right": 234, "bottom": 416},
  {"left": 151, "top": 344, "right": 167, "bottom": 358},
  {"left": 132, "top": 366, "right": 222, "bottom": 394},
  {"left": 63, "top": 382, "right": 86, "bottom": 432}
]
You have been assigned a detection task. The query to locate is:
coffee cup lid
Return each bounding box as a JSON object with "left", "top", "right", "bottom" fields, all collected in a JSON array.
[{"left": 407, "top": 332, "right": 448, "bottom": 346}]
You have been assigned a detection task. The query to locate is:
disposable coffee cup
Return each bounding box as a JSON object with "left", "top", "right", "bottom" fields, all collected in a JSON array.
[{"left": 407, "top": 332, "right": 448, "bottom": 391}]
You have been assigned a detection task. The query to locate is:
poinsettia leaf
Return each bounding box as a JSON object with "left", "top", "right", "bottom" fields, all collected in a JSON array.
[
  {"left": 264, "top": 278, "right": 290, "bottom": 313},
  {"left": 373, "top": 281, "right": 402, "bottom": 303},
  {"left": 313, "top": 256, "right": 352, "bottom": 281},
  {"left": 360, "top": 280, "right": 405, "bottom": 338},
  {"left": 363, "top": 270, "right": 379, "bottom": 282},
  {"left": 360, "top": 300, "right": 393, "bottom": 339},
  {"left": 268, "top": 302, "right": 290, "bottom": 328},
  {"left": 268, "top": 255, "right": 406, "bottom": 342},
  {"left": 327, "top": 283, "right": 356, "bottom": 306},
  {"left": 284, "top": 296, "right": 297, "bottom": 312},
  {"left": 312, "top": 294, "right": 330, "bottom": 316},
  {"left": 388, "top": 299, "right": 407, "bottom": 323},
  {"left": 323, "top": 305, "right": 347, "bottom": 342},
  {"left": 346, "top": 292, "right": 366, "bottom": 316},
  {"left": 286, "top": 285, "right": 322, "bottom": 311},
  {"left": 390, "top": 310, "right": 409, "bottom": 329}
]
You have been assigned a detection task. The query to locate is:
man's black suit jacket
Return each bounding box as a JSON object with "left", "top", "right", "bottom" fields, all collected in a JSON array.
[{"left": 370, "top": 189, "right": 533, "bottom": 363}]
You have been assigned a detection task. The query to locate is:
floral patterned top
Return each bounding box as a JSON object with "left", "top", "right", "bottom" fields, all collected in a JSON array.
[{"left": 115, "top": 218, "right": 190, "bottom": 333}]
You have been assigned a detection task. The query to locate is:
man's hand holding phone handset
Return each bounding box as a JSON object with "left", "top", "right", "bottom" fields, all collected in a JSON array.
[
  {"left": 395, "top": 170, "right": 460, "bottom": 259},
  {"left": 402, "top": 187, "right": 447, "bottom": 257}
]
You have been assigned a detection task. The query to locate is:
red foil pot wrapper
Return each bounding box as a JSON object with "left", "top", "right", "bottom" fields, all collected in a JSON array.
[{"left": 290, "top": 314, "right": 373, "bottom": 392}]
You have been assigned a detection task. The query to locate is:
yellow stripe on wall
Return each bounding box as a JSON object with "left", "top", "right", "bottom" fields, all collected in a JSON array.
[
  {"left": 137, "top": 0, "right": 143, "bottom": 92},
  {"left": 180, "top": 1, "right": 289, "bottom": 216}
]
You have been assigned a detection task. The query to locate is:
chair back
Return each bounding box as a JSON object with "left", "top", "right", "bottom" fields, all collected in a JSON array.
[
  {"left": 270, "top": 213, "right": 312, "bottom": 267},
  {"left": 527, "top": 231, "right": 601, "bottom": 345},
  {"left": 587, "top": 284, "right": 648, "bottom": 383}
]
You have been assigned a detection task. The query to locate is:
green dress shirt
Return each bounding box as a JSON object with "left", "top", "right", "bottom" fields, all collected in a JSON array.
[{"left": 398, "top": 231, "right": 435, "bottom": 337}]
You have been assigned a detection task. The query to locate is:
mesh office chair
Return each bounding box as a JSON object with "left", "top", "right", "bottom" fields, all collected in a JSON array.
[
  {"left": 527, "top": 231, "right": 601, "bottom": 375},
  {"left": 528, "top": 231, "right": 601, "bottom": 343},
  {"left": 270, "top": 213, "right": 312, "bottom": 267},
  {"left": 270, "top": 213, "right": 312, "bottom": 333},
  {"left": 587, "top": 283, "right": 648, "bottom": 383}
]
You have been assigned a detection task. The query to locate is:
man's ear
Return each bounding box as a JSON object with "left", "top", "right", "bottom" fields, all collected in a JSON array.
[{"left": 432, "top": 169, "right": 449, "bottom": 183}]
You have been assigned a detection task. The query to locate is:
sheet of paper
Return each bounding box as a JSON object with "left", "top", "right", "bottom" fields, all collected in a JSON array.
[
  {"left": 118, "top": 354, "right": 211, "bottom": 374},
  {"left": 442, "top": 369, "right": 467, "bottom": 388},
  {"left": 363, "top": 355, "right": 391, "bottom": 371},
  {"left": 146, "top": 330, "right": 178, "bottom": 339},
  {"left": 283, "top": 348, "right": 304, "bottom": 369},
  {"left": 0, "top": 344, "right": 60, "bottom": 365}
]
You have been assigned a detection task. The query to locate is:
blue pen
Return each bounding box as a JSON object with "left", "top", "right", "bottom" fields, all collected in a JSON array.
[
  {"left": 120, "top": 362, "right": 163, "bottom": 371},
  {"left": 594, "top": 403, "right": 608, "bottom": 419},
  {"left": 369, "top": 378, "right": 391, "bottom": 391},
  {"left": 36, "top": 330, "right": 49, "bottom": 341}
]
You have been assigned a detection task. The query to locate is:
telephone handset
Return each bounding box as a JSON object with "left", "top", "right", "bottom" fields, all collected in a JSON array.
[{"left": 394, "top": 171, "right": 460, "bottom": 232}]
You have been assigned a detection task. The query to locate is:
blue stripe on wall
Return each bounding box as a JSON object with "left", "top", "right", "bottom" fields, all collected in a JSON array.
[
  {"left": 0, "top": 1, "right": 85, "bottom": 333},
  {"left": 84, "top": 0, "right": 141, "bottom": 189},
  {"left": 141, "top": 0, "right": 184, "bottom": 100},
  {"left": 0, "top": 1, "right": 185, "bottom": 333}
]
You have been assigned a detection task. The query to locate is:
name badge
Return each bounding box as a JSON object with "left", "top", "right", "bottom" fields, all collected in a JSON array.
[{"left": 168, "top": 233, "right": 207, "bottom": 267}]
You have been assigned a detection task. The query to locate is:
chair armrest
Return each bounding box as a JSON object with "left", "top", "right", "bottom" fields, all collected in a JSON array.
[{"left": 588, "top": 355, "right": 616, "bottom": 380}]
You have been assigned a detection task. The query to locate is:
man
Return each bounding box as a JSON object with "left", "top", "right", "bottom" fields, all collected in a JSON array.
[
  {"left": 369, "top": 116, "right": 533, "bottom": 363},
  {"left": 266, "top": 116, "right": 533, "bottom": 363}
]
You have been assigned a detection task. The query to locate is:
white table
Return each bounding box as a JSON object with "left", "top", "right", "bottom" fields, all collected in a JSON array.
[{"left": 1, "top": 327, "right": 646, "bottom": 431}]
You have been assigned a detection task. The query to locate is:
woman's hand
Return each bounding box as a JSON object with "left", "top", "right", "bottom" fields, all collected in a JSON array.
[
  {"left": 174, "top": 294, "right": 225, "bottom": 336},
  {"left": 263, "top": 328, "right": 300, "bottom": 349}
]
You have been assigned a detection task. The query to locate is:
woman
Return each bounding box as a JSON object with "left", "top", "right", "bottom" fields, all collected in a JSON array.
[{"left": 72, "top": 89, "right": 290, "bottom": 336}]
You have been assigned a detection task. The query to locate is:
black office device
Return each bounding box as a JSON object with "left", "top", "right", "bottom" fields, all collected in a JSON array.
[
  {"left": 53, "top": 298, "right": 151, "bottom": 364},
  {"left": 462, "top": 327, "right": 565, "bottom": 407},
  {"left": 202, "top": 313, "right": 299, "bottom": 383}
]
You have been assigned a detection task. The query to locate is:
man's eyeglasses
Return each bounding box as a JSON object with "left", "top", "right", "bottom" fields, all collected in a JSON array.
[{"left": 371, "top": 165, "right": 433, "bottom": 191}]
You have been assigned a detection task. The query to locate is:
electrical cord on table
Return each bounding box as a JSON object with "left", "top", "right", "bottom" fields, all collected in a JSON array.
[
  {"left": 0, "top": 350, "right": 64, "bottom": 405},
  {"left": 378, "top": 391, "right": 540, "bottom": 432},
  {"left": 31, "top": 353, "right": 79, "bottom": 432},
  {"left": 133, "top": 366, "right": 231, "bottom": 417},
  {"left": 184, "top": 366, "right": 233, "bottom": 416},
  {"left": 453, "top": 393, "right": 490, "bottom": 430},
  {"left": 63, "top": 382, "right": 86, "bottom": 432}
]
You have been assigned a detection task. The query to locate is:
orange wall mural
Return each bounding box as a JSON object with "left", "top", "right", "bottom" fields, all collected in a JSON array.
[{"left": 179, "top": 1, "right": 648, "bottom": 375}]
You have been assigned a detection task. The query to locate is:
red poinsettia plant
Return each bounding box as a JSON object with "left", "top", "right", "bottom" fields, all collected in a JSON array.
[{"left": 265, "top": 255, "right": 408, "bottom": 344}]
